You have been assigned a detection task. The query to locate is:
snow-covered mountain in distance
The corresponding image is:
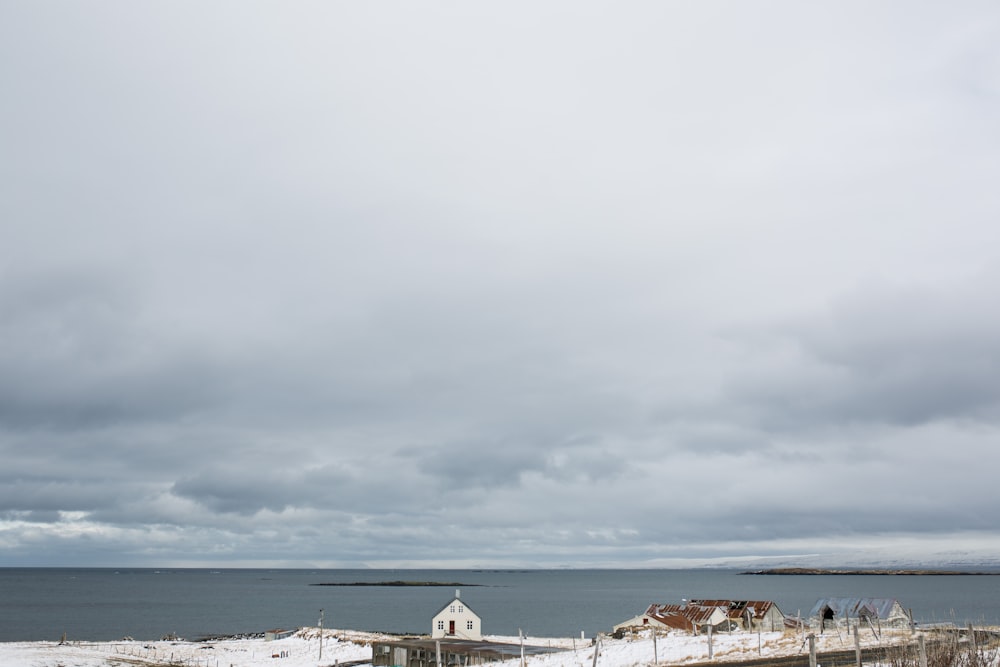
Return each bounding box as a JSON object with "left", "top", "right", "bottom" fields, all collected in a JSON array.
[{"left": 700, "top": 547, "right": 1000, "bottom": 571}]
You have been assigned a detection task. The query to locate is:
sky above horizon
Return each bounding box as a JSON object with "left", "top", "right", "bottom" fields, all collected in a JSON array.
[{"left": 2, "top": 1, "right": 1000, "bottom": 568}]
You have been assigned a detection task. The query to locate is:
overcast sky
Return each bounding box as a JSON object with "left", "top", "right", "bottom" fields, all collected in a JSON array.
[{"left": 2, "top": 1, "right": 1000, "bottom": 568}]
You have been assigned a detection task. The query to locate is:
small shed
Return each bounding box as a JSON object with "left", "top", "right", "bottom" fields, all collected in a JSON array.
[
  {"left": 432, "top": 590, "right": 482, "bottom": 641},
  {"left": 809, "top": 598, "right": 911, "bottom": 632}
]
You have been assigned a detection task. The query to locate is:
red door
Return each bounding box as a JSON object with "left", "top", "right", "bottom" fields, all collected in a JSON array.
[{"left": 448, "top": 620, "right": 455, "bottom": 635}]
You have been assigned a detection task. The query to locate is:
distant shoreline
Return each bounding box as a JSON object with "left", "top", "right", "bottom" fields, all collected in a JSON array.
[
  {"left": 743, "top": 567, "right": 1000, "bottom": 576},
  {"left": 309, "top": 581, "right": 482, "bottom": 587}
]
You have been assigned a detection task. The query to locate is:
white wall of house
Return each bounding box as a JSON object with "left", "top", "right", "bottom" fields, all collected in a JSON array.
[
  {"left": 767, "top": 606, "right": 786, "bottom": 631},
  {"left": 702, "top": 608, "right": 731, "bottom": 630},
  {"left": 749, "top": 606, "right": 786, "bottom": 632},
  {"left": 613, "top": 614, "right": 669, "bottom": 632},
  {"left": 431, "top": 597, "right": 482, "bottom": 640}
]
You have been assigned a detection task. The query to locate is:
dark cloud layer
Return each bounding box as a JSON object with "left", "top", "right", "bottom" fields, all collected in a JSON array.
[
  {"left": 2, "top": 1, "right": 1000, "bottom": 567},
  {"left": 727, "top": 274, "right": 1000, "bottom": 432}
]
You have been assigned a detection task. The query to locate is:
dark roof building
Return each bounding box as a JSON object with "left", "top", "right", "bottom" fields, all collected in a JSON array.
[{"left": 372, "top": 638, "right": 566, "bottom": 667}]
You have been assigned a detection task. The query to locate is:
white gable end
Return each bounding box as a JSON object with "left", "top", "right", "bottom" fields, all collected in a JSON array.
[{"left": 431, "top": 597, "right": 482, "bottom": 640}]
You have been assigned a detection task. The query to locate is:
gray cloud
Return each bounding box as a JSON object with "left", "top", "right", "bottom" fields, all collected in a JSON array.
[
  {"left": 0, "top": 267, "right": 233, "bottom": 430},
  {"left": 2, "top": 1, "right": 1000, "bottom": 567},
  {"left": 725, "top": 271, "right": 1000, "bottom": 432}
]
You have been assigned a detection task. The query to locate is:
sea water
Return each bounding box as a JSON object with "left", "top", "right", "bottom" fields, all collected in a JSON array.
[{"left": 2, "top": 568, "right": 999, "bottom": 642}]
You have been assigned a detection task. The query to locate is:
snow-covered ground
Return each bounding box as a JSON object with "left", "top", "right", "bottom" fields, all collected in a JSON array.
[{"left": 0, "top": 626, "right": 974, "bottom": 667}]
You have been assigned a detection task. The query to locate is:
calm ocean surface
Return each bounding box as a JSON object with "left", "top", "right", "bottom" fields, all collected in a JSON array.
[{"left": 2, "top": 568, "right": 1000, "bottom": 642}]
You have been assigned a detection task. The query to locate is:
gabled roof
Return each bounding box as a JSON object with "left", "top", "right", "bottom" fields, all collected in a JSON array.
[
  {"left": 643, "top": 603, "right": 727, "bottom": 629},
  {"left": 809, "top": 598, "right": 901, "bottom": 619},
  {"left": 688, "top": 599, "right": 782, "bottom": 620},
  {"left": 433, "top": 597, "right": 480, "bottom": 618}
]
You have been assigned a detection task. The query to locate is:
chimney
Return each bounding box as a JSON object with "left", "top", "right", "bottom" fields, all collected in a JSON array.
[{"left": 456, "top": 589, "right": 461, "bottom": 599}]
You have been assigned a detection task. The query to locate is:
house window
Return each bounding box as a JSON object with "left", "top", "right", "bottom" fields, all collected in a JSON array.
[
  {"left": 467, "top": 621, "right": 474, "bottom": 630},
  {"left": 437, "top": 621, "right": 444, "bottom": 630},
  {"left": 458, "top": 606, "right": 464, "bottom": 613},
  {"left": 450, "top": 605, "right": 455, "bottom": 613}
]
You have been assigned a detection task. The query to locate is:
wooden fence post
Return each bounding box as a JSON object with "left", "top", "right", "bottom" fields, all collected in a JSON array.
[{"left": 854, "top": 623, "right": 861, "bottom": 667}]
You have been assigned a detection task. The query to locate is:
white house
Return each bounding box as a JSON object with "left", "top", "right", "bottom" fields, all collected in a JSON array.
[{"left": 431, "top": 590, "right": 482, "bottom": 640}]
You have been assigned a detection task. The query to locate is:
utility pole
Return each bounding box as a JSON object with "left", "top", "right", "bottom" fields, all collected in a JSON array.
[{"left": 319, "top": 609, "right": 324, "bottom": 662}]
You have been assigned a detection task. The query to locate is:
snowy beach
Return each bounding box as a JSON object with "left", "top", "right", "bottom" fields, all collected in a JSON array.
[{"left": 0, "top": 626, "right": 964, "bottom": 667}]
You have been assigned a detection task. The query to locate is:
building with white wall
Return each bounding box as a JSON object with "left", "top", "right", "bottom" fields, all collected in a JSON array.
[{"left": 431, "top": 590, "right": 482, "bottom": 640}]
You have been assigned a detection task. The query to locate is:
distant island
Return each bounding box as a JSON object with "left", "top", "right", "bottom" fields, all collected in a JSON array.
[
  {"left": 310, "top": 581, "right": 481, "bottom": 587},
  {"left": 743, "top": 567, "right": 1000, "bottom": 576}
]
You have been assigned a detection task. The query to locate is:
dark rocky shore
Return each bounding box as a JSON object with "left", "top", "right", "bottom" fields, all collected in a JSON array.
[{"left": 310, "top": 580, "right": 481, "bottom": 586}]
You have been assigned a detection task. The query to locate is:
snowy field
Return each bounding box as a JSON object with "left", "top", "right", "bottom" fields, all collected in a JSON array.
[{"left": 0, "top": 625, "right": 952, "bottom": 667}]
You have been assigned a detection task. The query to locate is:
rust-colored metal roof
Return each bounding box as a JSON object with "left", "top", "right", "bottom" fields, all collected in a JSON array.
[
  {"left": 688, "top": 599, "right": 779, "bottom": 620},
  {"left": 642, "top": 603, "right": 724, "bottom": 629}
]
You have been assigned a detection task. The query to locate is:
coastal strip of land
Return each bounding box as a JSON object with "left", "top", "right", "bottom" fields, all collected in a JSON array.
[
  {"left": 310, "top": 580, "right": 481, "bottom": 586},
  {"left": 743, "top": 567, "right": 1000, "bottom": 575}
]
